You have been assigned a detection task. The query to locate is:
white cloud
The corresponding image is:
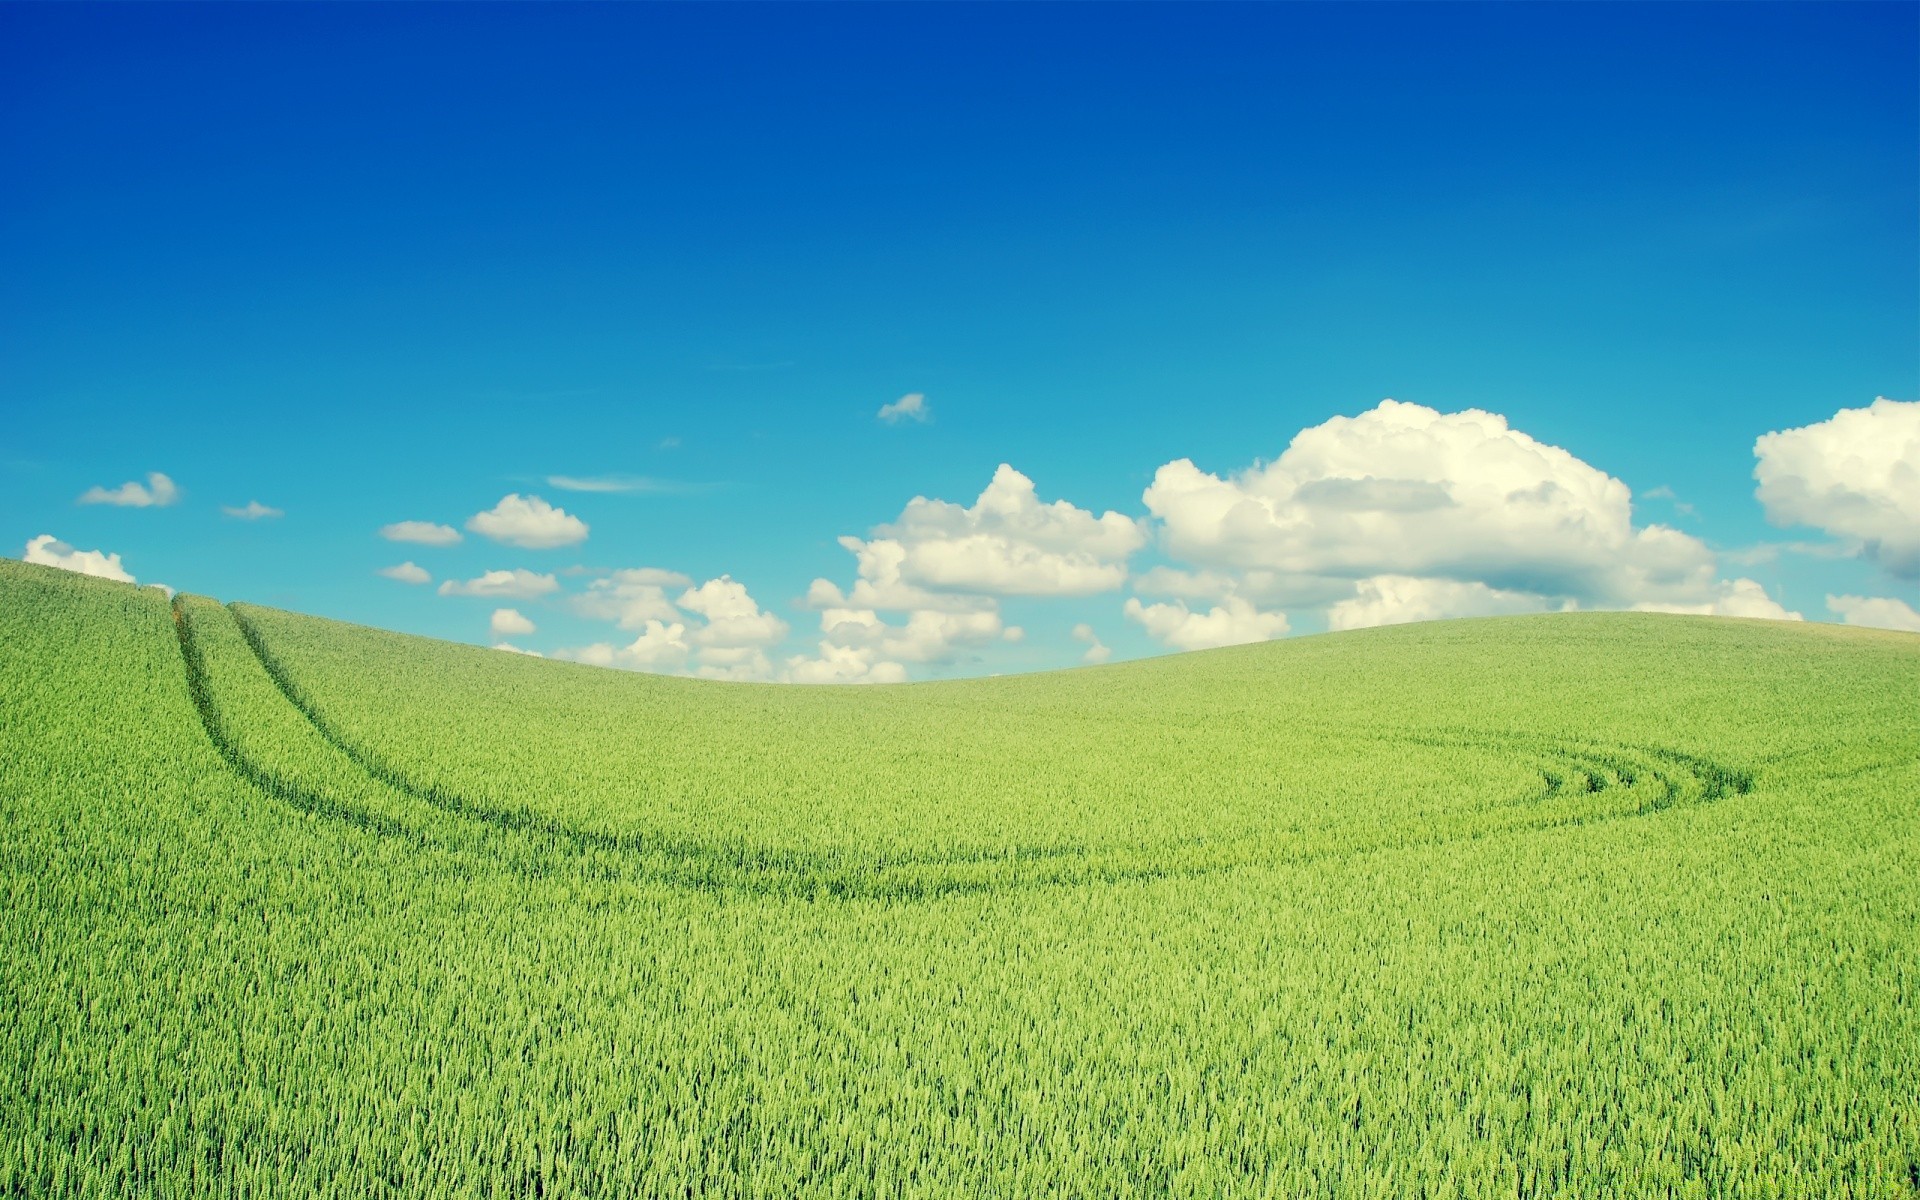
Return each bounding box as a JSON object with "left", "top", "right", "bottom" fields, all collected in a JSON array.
[
  {"left": 1122, "top": 595, "right": 1289, "bottom": 651},
  {"left": 490, "top": 608, "right": 536, "bottom": 637},
  {"left": 492, "top": 642, "right": 544, "bottom": 657},
  {"left": 1328, "top": 575, "right": 1557, "bottom": 632},
  {"left": 572, "top": 567, "right": 693, "bottom": 629},
  {"left": 1754, "top": 398, "right": 1920, "bottom": 579},
  {"left": 1140, "top": 398, "right": 1793, "bottom": 621},
  {"left": 558, "top": 619, "right": 692, "bottom": 673},
  {"left": 467, "top": 494, "right": 589, "bottom": 549},
  {"left": 812, "top": 464, "right": 1145, "bottom": 606},
  {"left": 784, "top": 604, "right": 1008, "bottom": 683},
  {"left": 1071, "top": 622, "right": 1112, "bottom": 664},
  {"left": 546, "top": 475, "right": 701, "bottom": 495},
  {"left": 805, "top": 538, "right": 997, "bottom": 613},
  {"left": 559, "top": 574, "right": 788, "bottom": 680},
  {"left": 438, "top": 569, "right": 559, "bottom": 599},
  {"left": 378, "top": 561, "right": 432, "bottom": 585},
  {"left": 877, "top": 393, "right": 931, "bottom": 424},
  {"left": 1146, "top": 400, "right": 1719, "bottom": 605},
  {"left": 222, "top": 500, "right": 283, "bottom": 520},
  {"left": 23, "top": 534, "right": 134, "bottom": 583},
  {"left": 1632, "top": 578, "right": 1802, "bottom": 621},
  {"left": 380, "top": 520, "right": 462, "bottom": 546},
  {"left": 1827, "top": 594, "right": 1920, "bottom": 633},
  {"left": 78, "top": 472, "right": 178, "bottom": 508},
  {"left": 784, "top": 643, "right": 911, "bottom": 685},
  {"left": 676, "top": 576, "right": 791, "bottom": 651}
]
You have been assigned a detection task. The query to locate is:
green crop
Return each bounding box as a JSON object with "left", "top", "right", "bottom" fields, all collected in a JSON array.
[{"left": 3, "top": 556, "right": 1916, "bottom": 1197}]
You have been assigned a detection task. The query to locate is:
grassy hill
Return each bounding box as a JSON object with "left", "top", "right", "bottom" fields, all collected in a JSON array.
[{"left": 3, "top": 555, "right": 1916, "bottom": 1197}]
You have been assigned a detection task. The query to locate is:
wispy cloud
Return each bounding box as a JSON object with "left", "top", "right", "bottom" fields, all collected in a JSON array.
[
  {"left": 380, "top": 520, "right": 462, "bottom": 546},
  {"left": 545, "top": 474, "right": 714, "bottom": 495},
  {"left": 79, "top": 471, "right": 179, "bottom": 507},
  {"left": 877, "top": 393, "right": 931, "bottom": 424},
  {"left": 222, "top": 500, "right": 283, "bottom": 520}
]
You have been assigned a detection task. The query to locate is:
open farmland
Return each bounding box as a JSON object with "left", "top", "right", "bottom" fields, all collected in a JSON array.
[{"left": 3, "top": 556, "right": 1917, "bottom": 1196}]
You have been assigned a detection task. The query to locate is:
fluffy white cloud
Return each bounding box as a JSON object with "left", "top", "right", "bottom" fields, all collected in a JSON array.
[
  {"left": 378, "top": 561, "right": 432, "bottom": 585},
  {"left": 493, "top": 642, "right": 544, "bottom": 657},
  {"left": 490, "top": 608, "right": 536, "bottom": 637},
  {"left": 1139, "top": 398, "right": 1809, "bottom": 626},
  {"left": 1122, "top": 595, "right": 1290, "bottom": 651},
  {"left": 380, "top": 520, "right": 462, "bottom": 546},
  {"left": 560, "top": 619, "right": 693, "bottom": 673},
  {"left": 467, "top": 494, "right": 589, "bottom": 549},
  {"left": 79, "top": 472, "right": 178, "bottom": 508},
  {"left": 1146, "top": 400, "right": 1722, "bottom": 607},
  {"left": 785, "top": 643, "right": 911, "bottom": 685},
  {"left": 1632, "top": 578, "right": 1801, "bottom": 621},
  {"left": 222, "top": 500, "right": 282, "bottom": 520},
  {"left": 1754, "top": 398, "right": 1920, "bottom": 579},
  {"left": 878, "top": 393, "right": 930, "bottom": 424},
  {"left": 676, "top": 576, "right": 791, "bottom": 650},
  {"left": 561, "top": 574, "right": 787, "bottom": 680},
  {"left": 571, "top": 567, "right": 693, "bottom": 629},
  {"left": 23, "top": 534, "right": 134, "bottom": 583},
  {"left": 809, "top": 465, "right": 1144, "bottom": 609},
  {"left": 1826, "top": 594, "right": 1920, "bottom": 633},
  {"left": 805, "top": 538, "right": 996, "bottom": 613},
  {"left": 1071, "top": 622, "right": 1112, "bottom": 664},
  {"left": 1328, "top": 575, "right": 1557, "bottom": 631},
  {"left": 784, "top": 604, "right": 1009, "bottom": 683},
  {"left": 438, "top": 569, "right": 559, "bottom": 599}
]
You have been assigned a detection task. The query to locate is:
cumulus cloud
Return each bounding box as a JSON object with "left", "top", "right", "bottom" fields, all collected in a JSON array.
[
  {"left": 878, "top": 393, "right": 930, "bottom": 424},
  {"left": 677, "top": 576, "right": 791, "bottom": 650},
  {"left": 785, "top": 605, "right": 1009, "bottom": 683},
  {"left": 1146, "top": 400, "right": 1720, "bottom": 605},
  {"left": 222, "top": 500, "right": 283, "bottom": 520},
  {"left": 1122, "top": 595, "right": 1290, "bottom": 651},
  {"left": 785, "top": 643, "right": 911, "bottom": 685},
  {"left": 1632, "top": 578, "right": 1802, "bottom": 621},
  {"left": 561, "top": 574, "right": 788, "bottom": 680},
  {"left": 1071, "top": 622, "right": 1112, "bottom": 664},
  {"left": 1328, "top": 575, "right": 1557, "bottom": 631},
  {"left": 571, "top": 567, "right": 693, "bottom": 629},
  {"left": 467, "top": 494, "right": 589, "bottom": 549},
  {"left": 493, "top": 642, "right": 544, "bottom": 657},
  {"left": 1140, "top": 399, "right": 1796, "bottom": 626},
  {"left": 378, "top": 561, "right": 432, "bottom": 585},
  {"left": 79, "top": 472, "right": 179, "bottom": 508},
  {"left": 559, "top": 619, "right": 693, "bottom": 674},
  {"left": 792, "top": 464, "right": 1145, "bottom": 679},
  {"left": 805, "top": 538, "right": 997, "bottom": 613},
  {"left": 1754, "top": 398, "right": 1920, "bottom": 579},
  {"left": 23, "top": 534, "right": 135, "bottom": 583},
  {"left": 809, "top": 465, "right": 1145, "bottom": 611},
  {"left": 490, "top": 608, "right": 536, "bottom": 637},
  {"left": 1826, "top": 594, "right": 1920, "bottom": 633},
  {"left": 438, "top": 569, "right": 559, "bottom": 599},
  {"left": 381, "top": 520, "right": 462, "bottom": 546}
]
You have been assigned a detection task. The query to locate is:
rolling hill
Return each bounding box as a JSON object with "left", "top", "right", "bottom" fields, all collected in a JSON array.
[{"left": 3, "top": 556, "right": 1915, "bottom": 1197}]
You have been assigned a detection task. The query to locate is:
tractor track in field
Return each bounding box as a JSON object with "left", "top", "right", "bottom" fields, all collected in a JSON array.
[{"left": 176, "top": 596, "right": 1757, "bottom": 902}]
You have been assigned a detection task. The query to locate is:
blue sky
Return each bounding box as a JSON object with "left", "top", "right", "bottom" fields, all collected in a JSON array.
[{"left": 6, "top": 3, "right": 1916, "bottom": 679}]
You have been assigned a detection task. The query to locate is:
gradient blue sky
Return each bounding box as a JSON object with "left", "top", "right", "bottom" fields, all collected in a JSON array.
[{"left": 6, "top": 3, "right": 1916, "bottom": 679}]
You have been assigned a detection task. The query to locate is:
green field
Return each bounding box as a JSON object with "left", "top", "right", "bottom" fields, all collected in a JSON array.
[{"left": 3, "top": 556, "right": 1916, "bottom": 1197}]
